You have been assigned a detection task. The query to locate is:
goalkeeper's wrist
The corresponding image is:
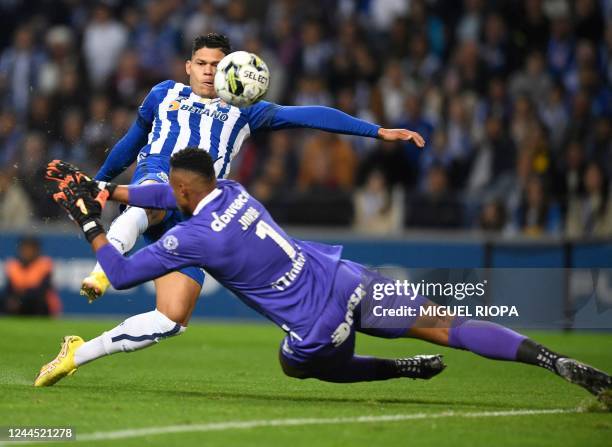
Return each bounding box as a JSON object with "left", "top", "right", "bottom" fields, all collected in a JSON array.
[
  {"left": 96, "top": 181, "right": 118, "bottom": 198},
  {"left": 80, "top": 218, "right": 106, "bottom": 243}
]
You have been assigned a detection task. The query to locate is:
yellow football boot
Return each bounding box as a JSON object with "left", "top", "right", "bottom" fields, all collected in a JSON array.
[
  {"left": 34, "top": 336, "right": 84, "bottom": 387},
  {"left": 80, "top": 270, "right": 110, "bottom": 303}
]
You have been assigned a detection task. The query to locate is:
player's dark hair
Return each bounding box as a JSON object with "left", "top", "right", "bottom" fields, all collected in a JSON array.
[
  {"left": 192, "top": 33, "right": 232, "bottom": 56},
  {"left": 170, "top": 147, "right": 216, "bottom": 181}
]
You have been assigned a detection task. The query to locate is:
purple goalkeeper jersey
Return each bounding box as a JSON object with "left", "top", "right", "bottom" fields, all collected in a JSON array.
[{"left": 96, "top": 179, "right": 343, "bottom": 339}]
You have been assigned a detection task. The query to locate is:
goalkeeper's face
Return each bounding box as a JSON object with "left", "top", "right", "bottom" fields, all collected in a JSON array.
[{"left": 186, "top": 47, "right": 225, "bottom": 98}]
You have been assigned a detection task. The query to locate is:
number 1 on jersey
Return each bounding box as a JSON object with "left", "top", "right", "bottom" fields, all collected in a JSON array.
[{"left": 255, "top": 220, "right": 296, "bottom": 260}]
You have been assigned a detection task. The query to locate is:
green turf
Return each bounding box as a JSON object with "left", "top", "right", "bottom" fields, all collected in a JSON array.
[{"left": 0, "top": 317, "right": 611, "bottom": 446}]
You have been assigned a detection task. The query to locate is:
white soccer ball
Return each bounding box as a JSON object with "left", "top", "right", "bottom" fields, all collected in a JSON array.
[{"left": 214, "top": 51, "right": 269, "bottom": 108}]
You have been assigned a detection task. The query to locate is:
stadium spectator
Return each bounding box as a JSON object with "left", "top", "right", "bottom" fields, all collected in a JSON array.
[
  {"left": 300, "top": 20, "right": 333, "bottom": 75},
  {"left": 566, "top": 162, "right": 612, "bottom": 238},
  {"left": 297, "top": 132, "right": 357, "bottom": 193},
  {"left": 539, "top": 83, "right": 569, "bottom": 150},
  {"left": 553, "top": 140, "right": 587, "bottom": 206},
  {"left": 509, "top": 51, "right": 552, "bottom": 106},
  {"left": 378, "top": 60, "right": 415, "bottom": 125},
  {"left": 358, "top": 141, "right": 415, "bottom": 190},
  {"left": 221, "top": 0, "right": 259, "bottom": 52},
  {"left": 49, "top": 110, "right": 89, "bottom": 170},
  {"left": 82, "top": 94, "right": 112, "bottom": 154},
  {"left": 0, "top": 109, "right": 21, "bottom": 166},
  {"left": 512, "top": 0, "right": 550, "bottom": 64},
  {"left": 395, "top": 94, "right": 434, "bottom": 164},
  {"left": 574, "top": 0, "right": 605, "bottom": 44},
  {"left": 510, "top": 175, "right": 562, "bottom": 236},
  {"left": 0, "top": 237, "right": 61, "bottom": 316},
  {"left": 184, "top": 1, "right": 221, "bottom": 48},
  {"left": 353, "top": 169, "right": 402, "bottom": 234},
  {"left": 478, "top": 200, "right": 507, "bottom": 232},
  {"left": 0, "top": 25, "right": 45, "bottom": 117},
  {"left": 0, "top": 0, "right": 608, "bottom": 236},
  {"left": 82, "top": 3, "right": 128, "bottom": 88},
  {"left": 0, "top": 168, "right": 32, "bottom": 228},
  {"left": 481, "top": 13, "right": 511, "bottom": 76},
  {"left": 366, "top": 0, "right": 409, "bottom": 34},
  {"left": 49, "top": 66, "right": 86, "bottom": 114},
  {"left": 132, "top": 0, "right": 181, "bottom": 82},
  {"left": 27, "top": 95, "right": 55, "bottom": 137},
  {"left": 19, "top": 132, "right": 60, "bottom": 221},
  {"left": 467, "top": 115, "right": 515, "bottom": 196},
  {"left": 405, "top": 164, "right": 463, "bottom": 229},
  {"left": 456, "top": 0, "right": 484, "bottom": 43},
  {"left": 38, "top": 26, "right": 77, "bottom": 96},
  {"left": 587, "top": 117, "right": 612, "bottom": 172}
]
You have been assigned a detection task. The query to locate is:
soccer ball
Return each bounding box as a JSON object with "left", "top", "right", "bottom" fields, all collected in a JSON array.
[{"left": 214, "top": 51, "right": 270, "bottom": 108}]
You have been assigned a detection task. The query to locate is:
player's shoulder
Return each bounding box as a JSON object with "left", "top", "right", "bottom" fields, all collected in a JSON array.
[
  {"left": 216, "top": 178, "right": 247, "bottom": 194},
  {"left": 149, "top": 80, "right": 180, "bottom": 95}
]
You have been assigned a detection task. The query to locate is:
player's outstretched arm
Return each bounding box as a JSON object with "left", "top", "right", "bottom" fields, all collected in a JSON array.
[
  {"left": 102, "top": 183, "right": 178, "bottom": 210},
  {"left": 46, "top": 181, "right": 189, "bottom": 290},
  {"left": 246, "top": 102, "right": 425, "bottom": 148},
  {"left": 46, "top": 160, "right": 178, "bottom": 210},
  {"left": 91, "top": 236, "right": 173, "bottom": 290},
  {"left": 95, "top": 80, "right": 173, "bottom": 181},
  {"left": 94, "top": 118, "right": 149, "bottom": 182},
  {"left": 91, "top": 220, "right": 200, "bottom": 290}
]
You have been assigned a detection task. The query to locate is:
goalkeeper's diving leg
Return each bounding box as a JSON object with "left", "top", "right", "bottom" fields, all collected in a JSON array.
[{"left": 405, "top": 309, "right": 612, "bottom": 398}]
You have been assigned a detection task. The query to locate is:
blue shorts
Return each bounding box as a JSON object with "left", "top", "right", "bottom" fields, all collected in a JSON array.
[
  {"left": 280, "top": 260, "right": 428, "bottom": 367},
  {"left": 129, "top": 168, "right": 206, "bottom": 287}
]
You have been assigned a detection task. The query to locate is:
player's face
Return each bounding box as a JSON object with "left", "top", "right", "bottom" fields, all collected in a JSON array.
[{"left": 186, "top": 47, "right": 225, "bottom": 98}]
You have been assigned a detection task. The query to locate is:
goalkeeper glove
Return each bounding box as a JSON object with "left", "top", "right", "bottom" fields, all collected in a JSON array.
[
  {"left": 45, "top": 160, "right": 117, "bottom": 197},
  {"left": 51, "top": 181, "right": 107, "bottom": 243}
]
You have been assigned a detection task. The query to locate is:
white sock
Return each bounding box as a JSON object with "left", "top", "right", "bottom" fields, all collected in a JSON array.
[
  {"left": 73, "top": 310, "right": 186, "bottom": 366},
  {"left": 92, "top": 206, "right": 149, "bottom": 273}
]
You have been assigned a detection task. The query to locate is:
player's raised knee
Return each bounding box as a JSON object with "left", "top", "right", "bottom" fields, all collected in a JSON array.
[{"left": 278, "top": 352, "right": 312, "bottom": 379}]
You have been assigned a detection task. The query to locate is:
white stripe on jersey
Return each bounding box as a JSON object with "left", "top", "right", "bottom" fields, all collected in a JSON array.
[
  {"left": 149, "top": 83, "right": 185, "bottom": 155},
  {"left": 198, "top": 102, "right": 214, "bottom": 153},
  {"left": 223, "top": 123, "right": 251, "bottom": 178},
  {"left": 172, "top": 92, "right": 197, "bottom": 154},
  {"left": 214, "top": 106, "right": 242, "bottom": 176}
]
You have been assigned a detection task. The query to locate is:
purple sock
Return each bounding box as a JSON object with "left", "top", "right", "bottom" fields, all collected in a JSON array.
[{"left": 448, "top": 318, "right": 527, "bottom": 361}]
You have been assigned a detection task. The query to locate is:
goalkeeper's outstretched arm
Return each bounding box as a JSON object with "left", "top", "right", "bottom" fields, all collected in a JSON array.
[{"left": 106, "top": 183, "right": 178, "bottom": 210}]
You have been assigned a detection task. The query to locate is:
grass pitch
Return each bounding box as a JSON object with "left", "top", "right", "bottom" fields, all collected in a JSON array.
[{"left": 1, "top": 317, "right": 611, "bottom": 446}]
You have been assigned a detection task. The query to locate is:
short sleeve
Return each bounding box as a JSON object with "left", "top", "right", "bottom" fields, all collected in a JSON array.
[
  {"left": 138, "top": 80, "right": 175, "bottom": 125},
  {"left": 240, "top": 100, "right": 279, "bottom": 132}
]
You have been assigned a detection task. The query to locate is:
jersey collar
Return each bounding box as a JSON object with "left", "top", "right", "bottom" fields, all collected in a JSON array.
[{"left": 193, "top": 188, "right": 222, "bottom": 216}]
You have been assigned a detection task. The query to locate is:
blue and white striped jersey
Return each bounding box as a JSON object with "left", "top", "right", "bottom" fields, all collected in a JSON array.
[
  {"left": 94, "top": 80, "right": 379, "bottom": 183},
  {"left": 137, "top": 80, "right": 272, "bottom": 179}
]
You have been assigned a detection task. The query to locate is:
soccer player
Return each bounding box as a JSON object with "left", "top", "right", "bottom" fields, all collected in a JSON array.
[
  {"left": 79, "top": 32, "right": 425, "bottom": 368},
  {"left": 35, "top": 152, "right": 611, "bottom": 400}
]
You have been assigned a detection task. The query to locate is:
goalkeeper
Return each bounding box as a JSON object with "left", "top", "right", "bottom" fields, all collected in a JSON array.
[{"left": 34, "top": 152, "right": 611, "bottom": 402}]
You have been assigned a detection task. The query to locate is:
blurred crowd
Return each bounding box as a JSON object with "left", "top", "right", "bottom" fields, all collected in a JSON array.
[{"left": 0, "top": 0, "right": 611, "bottom": 238}]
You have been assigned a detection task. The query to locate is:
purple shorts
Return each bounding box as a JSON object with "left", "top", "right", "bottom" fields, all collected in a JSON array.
[{"left": 280, "top": 260, "right": 427, "bottom": 367}]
